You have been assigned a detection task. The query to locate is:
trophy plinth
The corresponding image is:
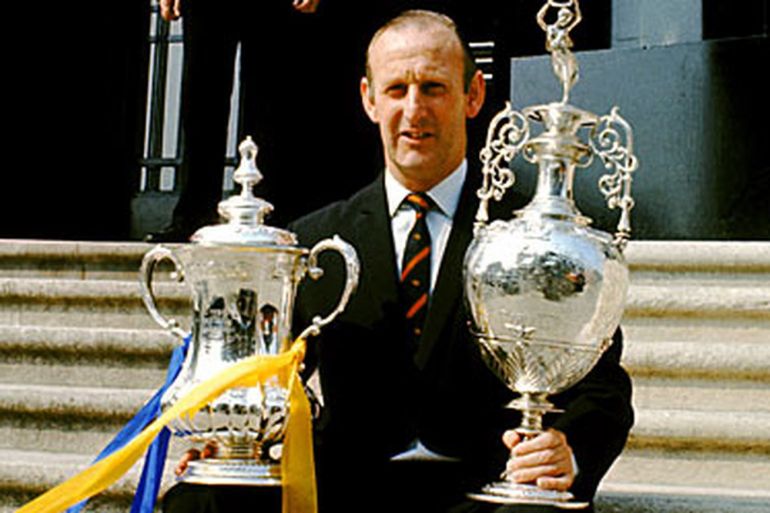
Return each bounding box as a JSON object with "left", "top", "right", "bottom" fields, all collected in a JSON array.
[
  {"left": 139, "top": 137, "right": 359, "bottom": 485},
  {"left": 464, "top": 0, "right": 638, "bottom": 508}
]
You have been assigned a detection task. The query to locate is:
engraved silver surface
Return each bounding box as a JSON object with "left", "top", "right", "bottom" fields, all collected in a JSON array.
[
  {"left": 465, "top": 0, "right": 638, "bottom": 507},
  {"left": 139, "top": 138, "right": 359, "bottom": 485}
]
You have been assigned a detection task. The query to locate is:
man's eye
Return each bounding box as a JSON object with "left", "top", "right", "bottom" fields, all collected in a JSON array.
[
  {"left": 385, "top": 84, "right": 407, "bottom": 97},
  {"left": 422, "top": 83, "right": 446, "bottom": 95}
]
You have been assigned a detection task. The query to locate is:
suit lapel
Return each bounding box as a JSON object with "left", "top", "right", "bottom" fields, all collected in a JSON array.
[
  {"left": 414, "top": 171, "right": 479, "bottom": 370},
  {"left": 352, "top": 176, "right": 400, "bottom": 312}
]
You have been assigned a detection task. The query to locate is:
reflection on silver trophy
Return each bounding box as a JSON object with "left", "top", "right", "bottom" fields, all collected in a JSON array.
[
  {"left": 464, "top": 0, "right": 638, "bottom": 508},
  {"left": 140, "top": 137, "right": 359, "bottom": 485}
]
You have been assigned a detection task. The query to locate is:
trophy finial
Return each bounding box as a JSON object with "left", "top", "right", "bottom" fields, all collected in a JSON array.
[
  {"left": 233, "top": 135, "right": 264, "bottom": 194},
  {"left": 215, "top": 136, "right": 273, "bottom": 227},
  {"left": 537, "top": 0, "right": 582, "bottom": 103},
  {"left": 188, "top": 135, "right": 297, "bottom": 246}
]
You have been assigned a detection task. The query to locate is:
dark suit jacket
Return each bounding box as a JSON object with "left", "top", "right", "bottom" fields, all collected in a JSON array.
[{"left": 290, "top": 170, "right": 633, "bottom": 510}]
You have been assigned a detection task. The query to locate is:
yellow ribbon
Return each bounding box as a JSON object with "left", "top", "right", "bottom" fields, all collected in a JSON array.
[{"left": 18, "top": 338, "right": 316, "bottom": 513}]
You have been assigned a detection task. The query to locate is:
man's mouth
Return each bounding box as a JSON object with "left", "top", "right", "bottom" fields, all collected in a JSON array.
[{"left": 400, "top": 129, "right": 433, "bottom": 141}]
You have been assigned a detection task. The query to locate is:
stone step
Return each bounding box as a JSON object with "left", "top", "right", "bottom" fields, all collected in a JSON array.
[
  {"left": 629, "top": 408, "right": 770, "bottom": 453},
  {"left": 0, "top": 383, "right": 153, "bottom": 423},
  {"left": 622, "top": 339, "right": 770, "bottom": 380},
  {"left": 0, "top": 239, "right": 161, "bottom": 281},
  {"left": 621, "top": 319, "right": 770, "bottom": 344},
  {"left": 2, "top": 240, "right": 767, "bottom": 279},
  {"left": 0, "top": 325, "right": 175, "bottom": 366},
  {"left": 0, "top": 448, "right": 138, "bottom": 499},
  {"left": 597, "top": 485, "right": 770, "bottom": 513},
  {"left": 629, "top": 378, "right": 770, "bottom": 454},
  {"left": 0, "top": 447, "right": 180, "bottom": 512},
  {"left": 4, "top": 374, "right": 767, "bottom": 457},
  {"left": 602, "top": 436, "right": 770, "bottom": 511},
  {"left": 0, "top": 278, "right": 190, "bottom": 330},
  {"left": 624, "top": 283, "right": 770, "bottom": 320},
  {"left": 625, "top": 241, "right": 770, "bottom": 273},
  {"left": 632, "top": 377, "right": 770, "bottom": 414},
  {"left": 1, "top": 278, "right": 766, "bottom": 333},
  {"left": 0, "top": 382, "right": 190, "bottom": 462},
  {"left": 0, "top": 362, "right": 168, "bottom": 389}
]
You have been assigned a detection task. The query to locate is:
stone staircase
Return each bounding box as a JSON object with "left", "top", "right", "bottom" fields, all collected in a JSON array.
[
  {"left": 598, "top": 241, "right": 770, "bottom": 513},
  {"left": 0, "top": 241, "right": 183, "bottom": 512},
  {"left": 0, "top": 239, "right": 768, "bottom": 512}
]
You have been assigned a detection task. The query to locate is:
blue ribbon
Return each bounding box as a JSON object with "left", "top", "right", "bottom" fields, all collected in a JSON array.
[{"left": 67, "top": 335, "right": 190, "bottom": 513}]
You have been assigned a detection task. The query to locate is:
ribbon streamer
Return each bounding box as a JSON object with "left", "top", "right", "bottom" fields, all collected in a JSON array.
[
  {"left": 18, "top": 339, "right": 316, "bottom": 513},
  {"left": 66, "top": 337, "right": 190, "bottom": 513}
]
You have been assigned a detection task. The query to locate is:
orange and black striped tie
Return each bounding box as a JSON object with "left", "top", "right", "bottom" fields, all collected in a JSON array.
[{"left": 400, "top": 192, "right": 432, "bottom": 346}]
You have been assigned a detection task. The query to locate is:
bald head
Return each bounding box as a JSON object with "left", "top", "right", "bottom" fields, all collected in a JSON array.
[{"left": 365, "top": 10, "right": 478, "bottom": 97}]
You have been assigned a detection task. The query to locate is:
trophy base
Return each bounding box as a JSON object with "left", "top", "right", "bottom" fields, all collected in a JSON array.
[
  {"left": 468, "top": 482, "right": 588, "bottom": 510},
  {"left": 182, "top": 458, "right": 281, "bottom": 486}
]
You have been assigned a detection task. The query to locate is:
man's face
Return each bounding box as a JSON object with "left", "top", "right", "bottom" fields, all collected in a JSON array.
[{"left": 361, "top": 25, "right": 484, "bottom": 191}]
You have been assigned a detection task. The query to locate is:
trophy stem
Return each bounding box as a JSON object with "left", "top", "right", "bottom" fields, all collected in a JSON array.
[{"left": 507, "top": 391, "right": 558, "bottom": 436}]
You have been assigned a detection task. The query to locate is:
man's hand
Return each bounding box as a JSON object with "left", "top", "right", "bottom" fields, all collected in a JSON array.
[
  {"left": 292, "top": 0, "right": 320, "bottom": 13},
  {"left": 502, "top": 428, "right": 575, "bottom": 492},
  {"left": 160, "top": 0, "right": 182, "bottom": 21},
  {"left": 174, "top": 443, "right": 217, "bottom": 476}
]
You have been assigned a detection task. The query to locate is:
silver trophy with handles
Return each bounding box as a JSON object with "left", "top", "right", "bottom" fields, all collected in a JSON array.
[
  {"left": 140, "top": 137, "right": 359, "bottom": 485},
  {"left": 464, "top": 0, "right": 638, "bottom": 507}
]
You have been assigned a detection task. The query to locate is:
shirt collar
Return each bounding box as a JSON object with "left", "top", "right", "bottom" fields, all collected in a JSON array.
[{"left": 384, "top": 160, "right": 467, "bottom": 219}]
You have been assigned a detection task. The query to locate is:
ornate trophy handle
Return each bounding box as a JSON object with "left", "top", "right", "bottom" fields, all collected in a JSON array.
[
  {"left": 589, "top": 106, "right": 639, "bottom": 250},
  {"left": 296, "top": 235, "right": 360, "bottom": 341},
  {"left": 475, "top": 102, "right": 531, "bottom": 230},
  {"left": 139, "top": 245, "right": 187, "bottom": 339}
]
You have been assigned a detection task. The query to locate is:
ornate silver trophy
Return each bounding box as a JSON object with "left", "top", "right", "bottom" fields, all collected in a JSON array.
[
  {"left": 464, "top": 0, "right": 638, "bottom": 508},
  {"left": 140, "top": 137, "right": 359, "bottom": 485}
]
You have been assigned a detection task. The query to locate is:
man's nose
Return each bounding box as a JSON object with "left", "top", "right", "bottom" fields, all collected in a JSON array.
[{"left": 403, "top": 86, "right": 426, "bottom": 122}]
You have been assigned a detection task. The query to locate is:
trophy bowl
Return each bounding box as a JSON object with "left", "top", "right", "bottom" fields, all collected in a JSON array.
[{"left": 465, "top": 215, "right": 628, "bottom": 405}]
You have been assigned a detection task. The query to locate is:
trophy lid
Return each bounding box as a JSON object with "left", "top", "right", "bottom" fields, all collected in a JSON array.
[{"left": 190, "top": 137, "right": 298, "bottom": 247}]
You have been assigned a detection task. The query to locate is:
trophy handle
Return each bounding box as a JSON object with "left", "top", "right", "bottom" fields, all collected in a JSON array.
[
  {"left": 139, "top": 245, "right": 188, "bottom": 339},
  {"left": 475, "top": 102, "right": 531, "bottom": 231},
  {"left": 589, "top": 106, "right": 639, "bottom": 251},
  {"left": 296, "top": 235, "right": 360, "bottom": 341}
]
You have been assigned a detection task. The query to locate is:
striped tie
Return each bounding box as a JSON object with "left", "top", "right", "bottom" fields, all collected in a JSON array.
[{"left": 400, "top": 192, "right": 432, "bottom": 346}]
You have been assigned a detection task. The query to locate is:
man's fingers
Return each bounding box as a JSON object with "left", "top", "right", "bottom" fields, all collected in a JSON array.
[
  {"left": 201, "top": 442, "right": 217, "bottom": 459},
  {"left": 160, "top": 0, "right": 182, "bottom": 21},
  {"left": 502, "top": 429, "right": 521, "bottom": 449},
  {"left": 536, "top": 474, "right": 573, "bottom": 492},
  {"left": 507, "top": 446, "right": 571, "bottom": 471},
  {"left": 512, "top": 429, "right": 566, "bottom": 456},
  {"left": 292, "top": 0, "right": 319, "bottom": 13},
  {"left": 508, "top": 463, "right": 566, "bottom": 484},
  {"left": 506, "top": 446, "right": 572, "bottom": 474},
  {"left": 174, "top": 448, "right": 200, "bottom": 476}
]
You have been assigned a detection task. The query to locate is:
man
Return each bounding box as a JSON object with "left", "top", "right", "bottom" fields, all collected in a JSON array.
[
  {"left": 166, "top": 10, "right": 633, "bottom": 513},
  {"left": 290, "top": 10, "right": 633, "bottom": 513}
]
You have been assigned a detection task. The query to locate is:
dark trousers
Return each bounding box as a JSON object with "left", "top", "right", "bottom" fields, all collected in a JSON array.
[{"left": 174, "top": 0, "right": 298, "bottom": 229}]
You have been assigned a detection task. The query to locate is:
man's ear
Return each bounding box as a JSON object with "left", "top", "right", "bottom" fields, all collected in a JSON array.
[
  {"left": 360, "top": 77, "right": 379, "bottom": 123},
  {"left": 465, "top": 70, "right": 486, "bottom": 119}
]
